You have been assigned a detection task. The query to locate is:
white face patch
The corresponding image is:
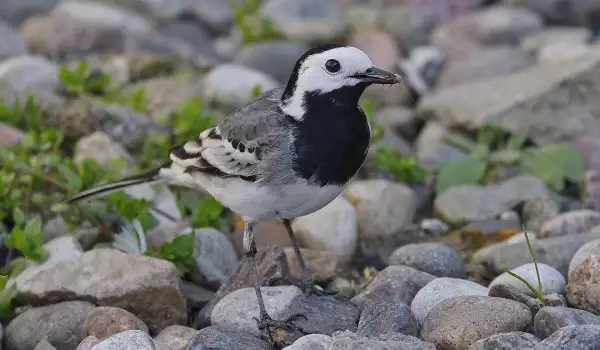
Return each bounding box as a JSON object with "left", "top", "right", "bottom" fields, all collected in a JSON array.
[{"left": 281, "top": 46, "right": 374, "bottom": 118}]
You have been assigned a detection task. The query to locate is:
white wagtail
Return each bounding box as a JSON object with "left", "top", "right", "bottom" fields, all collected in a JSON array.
[{"left": 68, "top": 43, "right": 401, "bottom": 343}]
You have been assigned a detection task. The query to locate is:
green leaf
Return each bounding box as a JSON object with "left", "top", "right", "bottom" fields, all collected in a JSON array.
[
  {"left": 191, "top": 197, "right": 224, "bottom": 229},
  {"left": 12, "top": 207, "right": 25, "bottom": 225},
  {"left": 9, "top": 257, "right": 28, "bottom": 278},
  {"left": 0, "top": 282, "right": 17, "bottom": 317},
  {"left": 372, "top": 147, "right": 428, "bottom": 182},
  {"left": 57, "top": 164, "right": 83, "bottom": 190},
  {"left": 520, "top": 143, "right": 584, "bottom": 192},
  {"left": 436, "top": 157, "right": 488, "bottom": 194}
]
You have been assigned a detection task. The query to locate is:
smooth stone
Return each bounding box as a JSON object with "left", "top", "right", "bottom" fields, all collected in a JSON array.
[
  {"left": 0, "top": 0, "right": 58, "bottom": 25},
  {"left": 283, "top": 334, "right": 332, "bottom": 350},
  {"left": 373, "top": 106, "right": 419, "bottom": 141},
  {"left": 6, "top": 301, "right": 95, "bottom": 350},
  {"left": 184, "top": 0, "right": 234, "bottom": 36},
  {"left": 569, "top": 239, "right": 600, "bottom": 280},
  {"left": 469, "top": 332, "right": 540, "bottom": 350},
  {"left": 284, "top": 247, "right": 339, "bottom": 284},
  {"left": 181, "top": 282, "right": 215, "bottom": 311},
  {"left": 153, "top": 325, "right": 198, "bottom": 350},
  {"left": 234, "top": 41, "right": 308, "bottom": 84},
  {"left": 73, "top": 131, "right": 134, "bottom": 168},
  {"left": 189, "top": 228, "right": 238, "bottom": 289},
  {"left": 489, "top": 263, "right": 566, "bottom": 296},
  {"left": 411, "top": 278, "right": 489, "bottom": 326},
  {"left": 351, "top": 265, "right": 436, "bottom": 310},
  {"left": 76, "top": 336, "right": 100, "bottom": 350},
  {"left": 534, "top": 306, "right": 600, "bottom": 340},
  {"left": 83, "top": 307, "right": 148, "bottom": 341},
  {"left": 389, "top": 243, "right": 465, "bottom": 278},
  {"left": 566, "top": 255, "right": 600, "bottom": 315},
  {"left": 357, "top": 300, "right": 419, "bottom": 337},
  {"left": 415, "top": 121, "right": 468, "bottom": 170},
  {"left": 201, "top": 63, "right": 278, "bottom": 110},
  {"left": 186, "top": 325, "right": 270, "bottom": 350},
  {"left": 421, "top": 296, "right": 532, "bottom": 349},
  {"left": 540, "top": 210, "right": 600, "bottom": 238},
  {"left": 15, "top": 249, "right": 187, "bottom": 333},
  {"left": 292, "top": 196, "right": 358, "bottom": 264},
  {"left": 34, "top": 339, "right": 56, "bottom": 350},
  {"left": 90, "top": 330, "right": 155, "bottom": 350},
  {"left": 522, "top": 196, "right": 560, "bottom": 233},
  {"left": 211, "top": 286, "right": 302, "bottom": 336},
  {"left": 534, "top": 325, "right": 600, "bottom": 349},
  {"left": 0, "top": 55, "right": 59, "bottom": 98},
  {"left": 330, "top": 331, "right": 436, "bottom": 350}
]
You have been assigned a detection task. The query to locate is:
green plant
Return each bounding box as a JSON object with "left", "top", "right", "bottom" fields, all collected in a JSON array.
[
  {"left": 436, "top": 124, "right": 584, "bottom": 194},
  {"left": 373, "top": 147, "right": 429, "bottom": 183},
  {"left": 145, "top": 231, "right": 196, "bottom": 277},
  {"left": 232, "top": 0, "right": 283, "bottom": 45},
  {"left": 500, "top": 227, "right": 544, "bottom": 303}
]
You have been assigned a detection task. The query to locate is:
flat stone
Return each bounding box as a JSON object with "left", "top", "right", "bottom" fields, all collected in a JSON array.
[
  {"left": 389, "top": 243, "right": 465, "bottom": 278},
  {"left": 284, "top": 294, "right": 359, "bottom": 338},
  {"left": 469, "top": 332, "right": 540, "bottom": 350},
  {"left": 74, "top": 131, "right": 134, "bottom": 167},
  {"left": 358, "top": 300, "right": 419, "bottom": 337},
  {"left": 186, "top": 326, "right": 270, "bottom": 350},
  {"left": 283, "top": 334, "right": 332, "bottom": 350},
  {"left": 411, "top": 278, "right": 488, "bottom": 326},
  {"left": 153, "top": 325, "right": 198, "bottom": 350},
  {"left": 489, "top": 263, "right": 566, "bottom": 296},
  {"left": 189, "top": 228, "right": 238, "bottom": 289},
  {"left": 329, "top": 331, "right": 436, "bottom": 350},
  {"left": 6, "top": 301, "right": 95, "bottom": 350},
  {"left": 421, "top": 296, "right": 532, "bottom": 349},
  {"left": 90, "top": 330, "right": 155, "bottom": 350},
  {"left": 534, "top": 324, "right": 600, "bottom": 349},
  {"left": 16, "top": 248, "right": 187, "bottom": 333},
  {"left": 534, "top": 306, "right": 600, "bottom": 340},
  {"left": 76, "top": 336, "right": 100, "bottom": 350},
  {"left": 83, "top": 307, "right": 148, "bottom": 341}
]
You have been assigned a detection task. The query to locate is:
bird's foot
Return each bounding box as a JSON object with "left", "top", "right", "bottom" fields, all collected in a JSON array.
[
  {"left": 300, "top": 278, "right": 337, "bottom": 297},
  {"left": 254, "top": 313, "right": 308, "bottom": 348}
]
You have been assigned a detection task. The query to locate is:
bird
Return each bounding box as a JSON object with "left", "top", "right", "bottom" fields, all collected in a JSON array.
[{"left": 67, "top": 43, "right": 401, "bottom": 345}]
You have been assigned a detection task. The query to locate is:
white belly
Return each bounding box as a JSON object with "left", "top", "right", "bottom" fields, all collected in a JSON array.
[{"left": 160, "top": 166, "right": 345, "bottom": 221}]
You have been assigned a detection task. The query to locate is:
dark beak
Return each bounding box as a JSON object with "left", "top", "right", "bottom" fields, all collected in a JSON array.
[{"left": 351, "top": 67, "right": 401, "bottom": 85}]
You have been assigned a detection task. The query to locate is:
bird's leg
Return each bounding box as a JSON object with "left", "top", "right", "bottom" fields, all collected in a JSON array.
[
  {"left": 244, "top": 221, "right": 308, "bottom": 347},
  {"left": 282, "top": 219, "right": 336, "bottom": 296}
]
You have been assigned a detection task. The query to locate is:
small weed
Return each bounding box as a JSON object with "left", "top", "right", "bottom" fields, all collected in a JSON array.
[
  {"left": 232, "top": 0, "right": 283, "bottom": 45},
  {"left": 373, "top": 147, "right": 429, "bottom": 183}
]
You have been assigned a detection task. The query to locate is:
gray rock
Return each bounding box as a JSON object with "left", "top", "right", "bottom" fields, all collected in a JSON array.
[
  {"left": 15, "top": 248, "right": 187, "bottom": 333},
  {"left": 357, "top": 300, "right": 419, "bottom": 337},
  {"left": 566, "top": 255, "right": 600, "bottom": 315},
  {"left": 0, "top": 55, "right": 59, "bottom": 100},
  {"left": 76, "top": 336, "right": 100, "bottom": 350},
  {"left": 0, "top": 20, "right": 27, "bottom": 60},
  {"left": 186, "top": 326, "right": 270, "bottom": 350},
  {"left": 283, "top": 334, "right": 332, "bottom": 350},
  {"left": 184, "top": 0, "right": 234, "bottom": 36},
  {"left": 472, "top": 230, "right": 600, "bottom": 280},
  {"left": 284, "top": 247, "right": 339, "bottom": 284},
  {"left": 42, "top": 235, "right": 83, "bottom": 264},
  {"left": 534, "top": 324, "right": 600, "bottom": 349},
  {"left": 6, "top": 301, "right": 95, "bottom": 350},
  {"left": 83, "top": 307, "right": 149, "bottom": 341},
  {"left": 201, "top": 63, "right": 278, "bottom": 111},
  {"left": 522, "top": 196, "right": 560, "bottom": 234},
  {"left": 521, "top": 27, "right": 592, "bottom": 56},
  {"left": 158, "top": 22, "right": 216, "bottom": 58},
  {"left": 234, "top": 41, "right": 308, "bottom": 84},
  {"left": 90, "top": 330, "right": 155, "bottom": 350},
  {"left": 34, "top": 339, "right": 56, "bottom": 350},
  {"left": 418, "top": 48, "right": 600, "bottom": 146},
  {"left": 534, "top": 306, "right": 600, "bottom": 340},
  {"left": 373, "top": 106, "right": 419, "bottom": 141},
  {"left": 389, "top": 243, "right": 465, "bottom": 278},
  {"left": 380, "top": 5, "right": 432, "bottom": 51},
  {"left": 351, "top": 265, "right": 436, "bottom": 310},
  {"left": 469, "top": 332, "right": 540, "bottom": 350},
  {"left": 330, "top": 331, "right": 436, "bottom": 350},
  {"left": 421, "top": 296, "right": 532, "bottom": 349},
  {"left": 415, "top": 121, "right": 468, "bottom": 170},
  {"left": 0, "top": 0, "right": 57, "bottom": 25},
  {"left": 189, "top": 228, "right": 238, "bottom": 289},
  {"left": 489, "top": 263, "right": 566, "bottom": 296},
  {"left": 42, "top": 216, "right": 101, "bottom": 249},
  {"left": 260, "top": 0, "right": 347, "bottom": 43},
  {"left": 194, "top": 246, "right": 292, "bottom": 329},
  {"left": 74, "top": 131, "right": 134, "bottom": 168},
  {"left": 540, "top": 210, "right": 600, "bottom": 238},
  {"left": 569, "top": 239, "right": 600, "bottom": 280},
  {"left": 411, "top": 278, "right": 489, "bottom": 326},
  {"left": 153, "top": 325, "right": 197, "bottom": 350},
  {"left": 211, "top": 286, "right": 302, "bottom": 336},
  {"left": 284, "top": 294, "right": 360, "bottom": 337},
  {"left": 291, "top": 196, "right": 357, "bottom": 264}
]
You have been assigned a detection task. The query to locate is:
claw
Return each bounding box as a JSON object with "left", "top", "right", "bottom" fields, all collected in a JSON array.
[{"left": 254, "top": 312, "right": 309, "bottom": 348}]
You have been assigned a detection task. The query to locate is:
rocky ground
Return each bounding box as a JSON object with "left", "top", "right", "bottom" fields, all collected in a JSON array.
[{"left": 3, "top": 0, "right": 600, "bottom": 349}]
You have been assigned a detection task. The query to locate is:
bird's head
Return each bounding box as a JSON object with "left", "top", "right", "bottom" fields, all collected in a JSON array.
[{"left": 281, "top": 44, "right": 401, "bottom": 118}]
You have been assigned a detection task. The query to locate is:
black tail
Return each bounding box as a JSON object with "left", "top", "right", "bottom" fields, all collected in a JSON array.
[{"left": 67, "top": 165, "right": 166, "bottom": 203}]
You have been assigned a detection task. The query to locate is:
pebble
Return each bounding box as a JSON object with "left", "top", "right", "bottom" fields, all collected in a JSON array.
[
  {"left": 522, "top": 196, "right": 560, "bottom": 234},
  {"left": 389, "top": 243, "right": 466, "bottom": 278},
  {"left": 201, "top": 63, "right": 278, "bottom": 110},
  {"left": 566, "top": 255, "right": 600, "bottom": 315},
  {"left": 234, "top": 41, "right": 308, "bottom": 84},
  {"left": 534, "top": 325, "right": 600, "bottom": 349},
  {"left": 329, "top": 331, "right": 436, "bottom": 350},
  {"left": 0, "top": 55, "right": 59, "bottom": 99},
  {"left": 189, "top": 227, "right": 238, "bottom": 290},
  {"left": 469, "top": 332, "right": 540, "bottom": 350},
  {"left": 489, "top": 263, "right": 566, "bottom": 296},
  {"left": 186, "top": 325, "right": 270, "bottom": 350},
  {"left": 380, "top": 5, "right": 432, "bottom": 51},
  {"left": 539, "top": 209, "right": 600, "bottom": 238},
  {"left": 410, "top": 278, "right": 488, "bottom": 326},
  {"left": 283, "top": 334, "right": 332, "bottom": 350},
  {"left": 211, "top": 285, "right": 302, "bottom": 337},
  {"left": 153, "top": 325, "right": 198, "bottom": 350},
  {"left": 569, "top": 239, "right": 600, "bottom": 280},
  {"left": 357, "top": 300, "right": 419, "bottom": 337},
  {"left": 260, "top": 0, "right": 347, "bottom": 43},
  {"left": 89, "top": 330, "right": 155, "bottom": 350},
  {"left": 373, "top": 106, "right": 419, "bottom": 141},
  {"left": 16, "top": 248, "right": 187, "bottom": 333},
  {"left": 6, "top": 301, "right": 95, "bottom": 350},
  {"left": 351, "top": 265, "right": 436, "bottom": 310},
  {"left": 184, "top": 0, "right": 234, "bottom": 36},
  {"left": 83, "top": 307, "right": 148, "bottom": 341},
  {"left": 534, "top": 306, "right": 600, "bottom": 340},
  {"left": 421, "top": 296, "right": 532, "bottom": 349},
  {"left": 415, "top": 121, "right": 468, "bottom": 170},
  {"left": 472, "top": 230, "right": 600, "bottom": 280},
  {"left": 291, "top": 196, "right": 358, "bottom": 264},
  {"left": 76, "top": 336, "right": 100, "bottom": 350},
  {"left": 42, "top": 216, "right": 101, "bottom": 250},
  {"left": 73, "top": 131, "right": 134, "bottom": 168}
]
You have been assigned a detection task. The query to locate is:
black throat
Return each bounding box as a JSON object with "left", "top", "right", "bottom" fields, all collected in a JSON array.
[{"left": 287, "top": 84, "right": 371, "bottom": 187}]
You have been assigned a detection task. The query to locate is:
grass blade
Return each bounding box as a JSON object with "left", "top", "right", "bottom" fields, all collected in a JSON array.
[
  {"left": 523, "top": 227, "right": 543, "bottom": 296},
  {"left": 500, "top": 268, "right": 545, "bottom": 303}
]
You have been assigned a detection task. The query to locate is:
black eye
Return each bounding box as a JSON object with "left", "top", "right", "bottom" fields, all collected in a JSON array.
[{"left": 325, "top": 59, "right": 341, "bottom": 73}]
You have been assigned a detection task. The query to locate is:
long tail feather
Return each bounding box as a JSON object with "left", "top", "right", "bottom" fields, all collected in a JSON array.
[{"left": 67, "top": 165, "right": 168, "bottom": 203}]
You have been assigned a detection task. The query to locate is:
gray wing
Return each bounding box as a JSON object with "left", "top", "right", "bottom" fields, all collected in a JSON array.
[{"left": 168, "top": 87, "right": 291, "bottom": 182}]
